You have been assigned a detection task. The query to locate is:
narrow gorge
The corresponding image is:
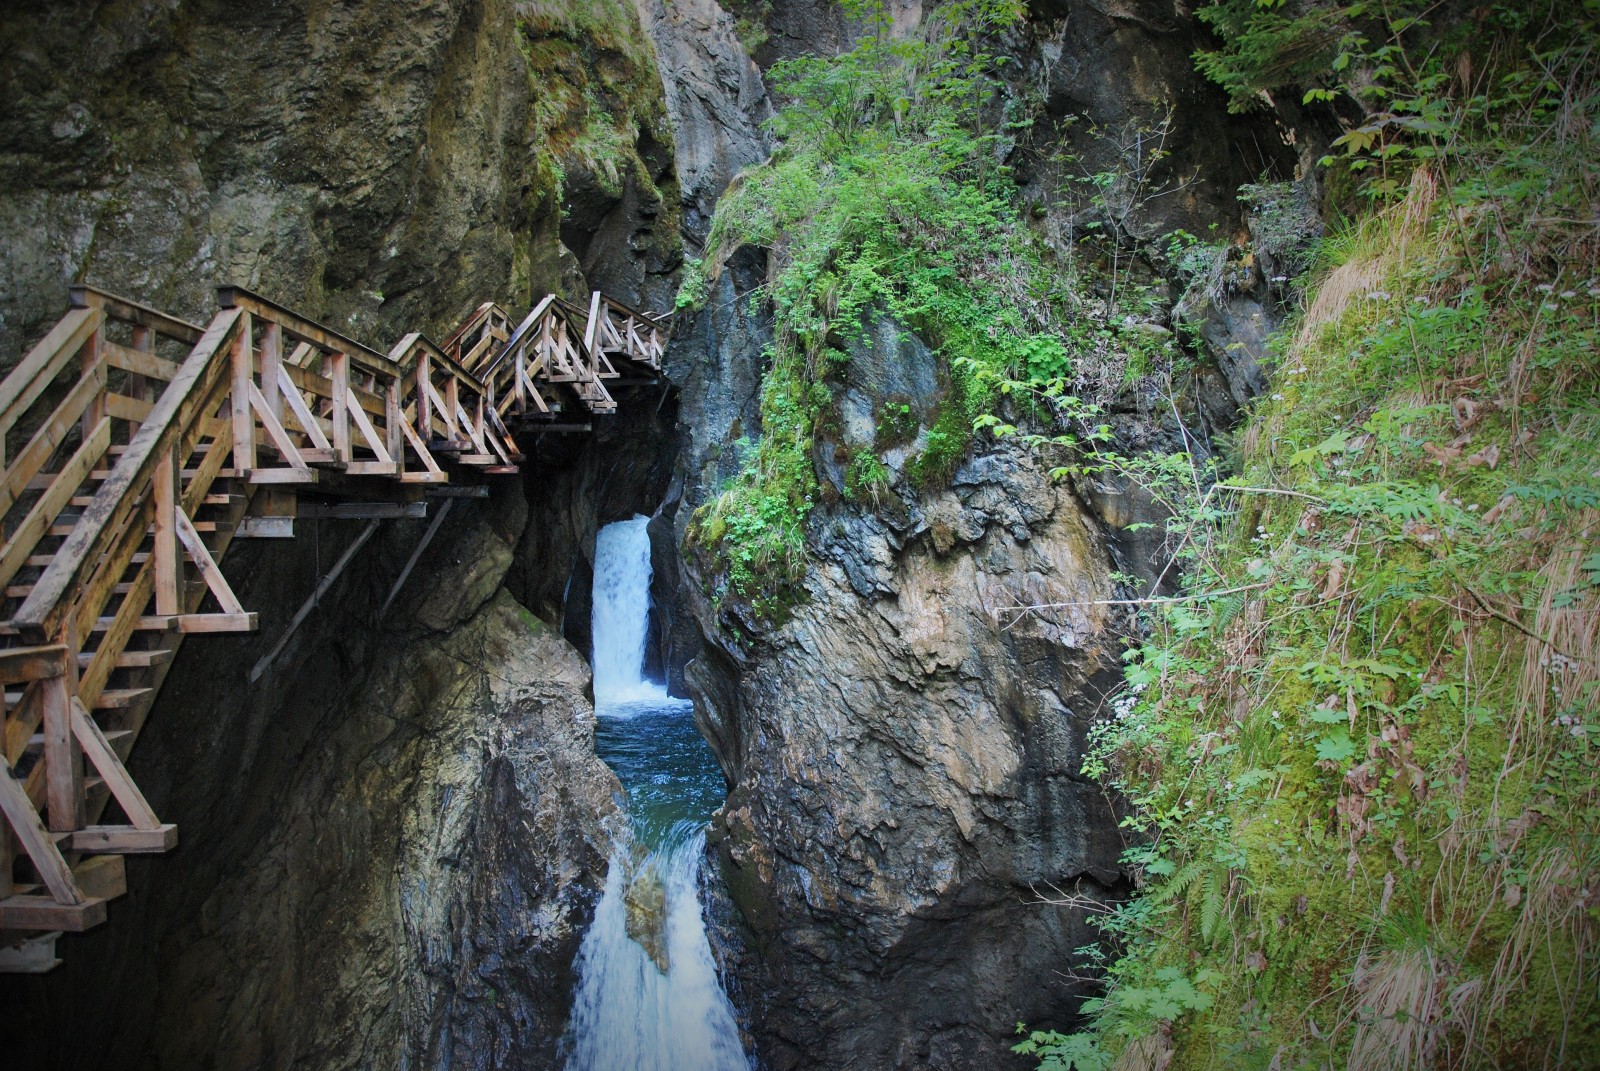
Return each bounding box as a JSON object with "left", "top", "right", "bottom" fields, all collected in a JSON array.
[{"left": 1, "top": 2, "right": 1595, "bottom": 1071}]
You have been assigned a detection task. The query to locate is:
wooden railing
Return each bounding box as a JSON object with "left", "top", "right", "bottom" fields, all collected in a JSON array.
[{"left": 0, "top": 282, "right": 668, "bottom": 967}]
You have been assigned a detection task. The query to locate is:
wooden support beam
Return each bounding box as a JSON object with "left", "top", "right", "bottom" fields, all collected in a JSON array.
[
  {"left": 71, "top": 698, "right": 159, "bottom": 831},
  {"left": 0, "top": 754, "right": 81, "bottom": 904},
  {"left": 0, "top": 895, "right": 106, "bottom": 932},
  {"left": 248, "top": 520, "right": 379, "bottom": 682},
  {"left": 378, "top": 499, "right": 452, "bottom": 621},
  {"left": 329, "top": 351, "right": 351, "bottom": 463},
  {"left": 231, "top": 309, "right": 256, "bottom": 472},
  {"left": 66, "top": 824, "right": 177, "bottom": 853},
  {"left": 41, "top": 668, "right": 83, "bottom": 834},
  {"left": 174, "top": 613, "right": 257, "bottom": 633},
  {"left": 0, "top": 646, "right": 67, "bottom": 686},
  {"left": 299, "top": 501, "right": 425, "bottom": 520},
  {"left": 152, "top": 447, "right": 182, "bottom": 616}
]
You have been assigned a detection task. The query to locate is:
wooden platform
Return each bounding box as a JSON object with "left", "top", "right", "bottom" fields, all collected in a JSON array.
[{"left": 0, "top": 283, "right": 670, "bottom": 970}]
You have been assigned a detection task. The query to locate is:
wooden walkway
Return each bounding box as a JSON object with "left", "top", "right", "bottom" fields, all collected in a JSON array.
[{"left": 0, "top": 284, "right": 669, "bottom": 972}]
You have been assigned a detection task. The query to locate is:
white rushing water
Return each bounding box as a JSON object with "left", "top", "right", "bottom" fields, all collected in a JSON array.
[
  {"left": 590, "top": 515, "right": 677, "bottom": 708},
  {"left": 565, "top": 834, "right": 750, "bottom": 1071},
  {"left": 564, "top": 516, "right": 750, "bottom": 1071}
]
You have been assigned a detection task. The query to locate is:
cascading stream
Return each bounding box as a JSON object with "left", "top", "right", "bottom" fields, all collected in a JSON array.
[{"left": 565, "top": 516, "right": 751, "bottom": 1071}]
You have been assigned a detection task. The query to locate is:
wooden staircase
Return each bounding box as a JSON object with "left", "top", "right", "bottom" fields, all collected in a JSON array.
[{"left": 0, "top": 283, "right": 669, "bottom": 972}]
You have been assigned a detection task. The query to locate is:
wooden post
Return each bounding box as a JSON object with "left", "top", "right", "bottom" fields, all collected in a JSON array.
[
  {"left": 260, "top": 321, "right": 283, "bottom": 423},
  {"left": 81, "top": 324, "right": 106, "bottom": 441},
  {"left": 386, "top": 376, "right": 404, "bottom": 474},
  {"left": 231, "top": 310, "right": 256, "bottom": 473},
  {"left": 43, "top": 636, "right": 83, "bottom": 834},
  {"left": 129, "top": 324, "right": 154, "bottom": 405},
  {"left": 417, "top": 350, "right": 433, "bottom": 440},
  {"left": 0, "top": 807, "right": 12, "bottom": 898},
  {"left": 329, "top": 351, "right": 351, "bottom": 462},
  {"left": 151, "top": 447, "right": 181, "bottom": 616}
]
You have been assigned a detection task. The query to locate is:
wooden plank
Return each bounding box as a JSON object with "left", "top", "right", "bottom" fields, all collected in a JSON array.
[
  {"left": 0, "top": 418, "right": 112, "bottom": 596},
  {"left": 173, "top": 507, "right": 246, "bottom": 614},
  {"left": 174, "top": 612, "right": 257, "bottom": 633},
  {"left": 0, "top": 307, "right": 104, "bottom": 439},
  {"left": 41, "top": 649, "right": 84, "bottom": 834},
  {"left": 0, "top": 754, "right": 81, "bottom": 903},
  {"left": 248, "top": 468, "right": 318, "bottom": 485},
  {"left": 329, "top": 351, "right": 351, "bottom": 462},
  {"left": 0, "top": 894, "right": 106, "bottom": 931},
  {"left": 0, "top": 362, "right": 108, "bottom": 518},
  {"left": 344, "top": 380, "right": 393, "bottom": 463},
  {"left": 231, "top": 309, "right": 256, "bottom": 472},
  {"left": 91, "top": 688, "right": 153, "bottom": 711},
  {"left": 398, "top": 417, "right": 447, "bottom": 482},
  {"left": 102, "top": 340, "right": 180, "bottom": 382},
  {"left": 0, "top": 646, "right": 67, "bottom": 686},
  {"left": 66, "top": 824, "right": 176, "bottom": 853},
  {"left": 13, "top": 306, "right": 244, "bottom": 645},
  {"left": 3, "top": 683, "right": 43, "bottom": 766},
  {"left": 259, "top": 320, "right": 283, "bottom": 422},
  {"left": 71, "top": 697, "right": 158, "bottom": 830},
  {"left": 152, "top": 447, "right": 181, "bottom": 616},
  {"left": 248, "top": 380, "right": 309, "bottom": 470},
  {"left": 105, "top": 391, "right": 154, "bottom": 423}
]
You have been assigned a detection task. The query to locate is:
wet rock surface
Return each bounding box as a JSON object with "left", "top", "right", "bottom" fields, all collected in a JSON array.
[
  {"left": 690, "top": 444, "right": 1130, "bottom": 1070},
  {"left": 0, "top": 488, "right": 622, "bottom": 1070}
]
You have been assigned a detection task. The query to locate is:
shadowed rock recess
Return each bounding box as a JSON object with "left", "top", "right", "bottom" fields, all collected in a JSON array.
[{"left": 2, "top": 0, "right": 1302, "bottom": 1068}]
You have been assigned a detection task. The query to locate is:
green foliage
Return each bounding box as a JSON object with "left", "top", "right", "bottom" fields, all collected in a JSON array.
[
  {"left": 1026, "top": 8, "right": 1600, "bottom": 1066},
  {"left": 689, "top": 0, "right": 1072, "bottom": 618}
]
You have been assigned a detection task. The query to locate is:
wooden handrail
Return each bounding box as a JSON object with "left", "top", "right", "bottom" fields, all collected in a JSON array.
[
  {"left": 12, "top": 308, "right": 245, "bottom": 644},
  {"left": 216, "top": 287, "right": 396, "bottom": 379},
  {"left": 69, "top": 285, "right": 204, "bottom": 345}
]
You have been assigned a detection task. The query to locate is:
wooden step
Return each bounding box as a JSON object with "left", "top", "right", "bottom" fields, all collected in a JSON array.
[
  {"left": 7, "top": 689, "right": 148, "bottom": 710},
  {"left": 68, "top": 824, "right": 177, "bottom": 853},
  {"left": 454, "top": 454, "right": 496, "bottom": 465},
  {"left": 77, "top": 648, "right": 174, "bottom": 670},
  {"left": 27, "top": 729, "right": 132, "bottom": 753},
  {"left": 0, "top": 895, "right": 109, "bottom": 932},
  {"left": 91, "top": 687, "right": 153, "bottom": 710}
]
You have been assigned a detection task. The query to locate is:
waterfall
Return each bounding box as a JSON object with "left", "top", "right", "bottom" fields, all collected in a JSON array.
[
  {"left": 565, "top": 832, "right": 750, "bottom": 1071},
  {"left": 566, "top": 517, "right": 750, "bottom": 1071},
  {"left": 590, "top": 515, "right": 675, "bottom": 708}
]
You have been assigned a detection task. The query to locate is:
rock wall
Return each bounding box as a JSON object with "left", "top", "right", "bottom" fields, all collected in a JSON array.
[
  {"left": 640, "top": 1, "right": 1299, "bottom": 1067},
  {"left": 0, "top": 487, "right": 622, "bottom": 1070},
  {"left": 0, "top": 0, "right": 687, "bottom": 1066},
  {"left": 0, "top": 0, "right": 680, "bottom": 357}
]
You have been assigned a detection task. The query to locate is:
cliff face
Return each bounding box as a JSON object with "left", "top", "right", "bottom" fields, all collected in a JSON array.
[
  {"left": 0, "top": 0, "right": 680, "bottom": 358},
  {"left": 0, "top": 0, "right": 683, "bottom": 1067},
  {"left": 644, "top": 1, "right": 1299, "bottom": 1067}
]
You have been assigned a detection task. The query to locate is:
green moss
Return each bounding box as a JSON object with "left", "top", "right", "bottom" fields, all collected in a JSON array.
[{"left": 1020, "top": 6, "right": 1600, "bottom": 1065}]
